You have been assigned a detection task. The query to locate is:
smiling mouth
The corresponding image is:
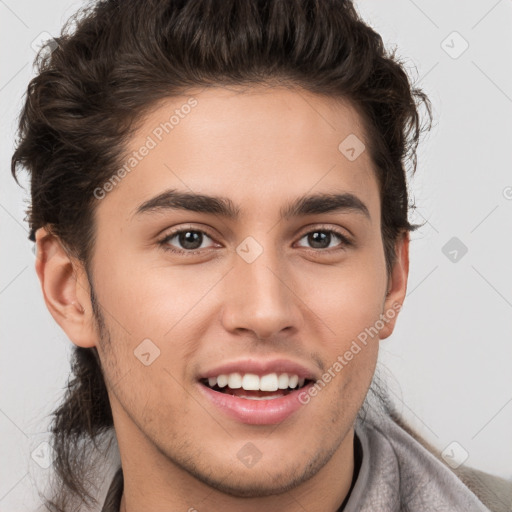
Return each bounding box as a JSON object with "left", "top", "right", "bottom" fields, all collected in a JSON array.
[{"left": 199, "top": 378, "right": 313, "bottom": 400}]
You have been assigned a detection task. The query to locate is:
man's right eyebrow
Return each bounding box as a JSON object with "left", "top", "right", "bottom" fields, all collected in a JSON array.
[
  {"left": 132, "top": 189, "right": 370, "bottom": 221},
  {"left": 132, "top": 190, "right": 240, "bottom": 219}
]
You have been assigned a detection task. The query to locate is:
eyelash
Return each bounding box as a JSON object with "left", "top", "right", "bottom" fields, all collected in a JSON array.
[{"left": 157, "top": 225, "right": 352, "bottom": 256}]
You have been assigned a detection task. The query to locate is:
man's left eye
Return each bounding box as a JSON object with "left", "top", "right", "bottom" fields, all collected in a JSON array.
[{"left": 296, "top": 229, "right": 351, "bottom": 250}]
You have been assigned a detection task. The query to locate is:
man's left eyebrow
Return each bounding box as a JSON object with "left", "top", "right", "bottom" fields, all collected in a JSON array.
[
  {"left": 132, "top": 189, "right": 370, "bottom": 221},
  {"left": 280, "top": 192, "right": 370, "bottom": 220}
]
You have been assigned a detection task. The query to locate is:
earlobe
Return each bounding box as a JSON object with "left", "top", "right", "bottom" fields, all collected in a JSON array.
[
  {"left": 380, "top": 232, "right": 410, "bottom": 340},
  {"left": 34, "top": 227, "right": 97, "bottom": 348}
]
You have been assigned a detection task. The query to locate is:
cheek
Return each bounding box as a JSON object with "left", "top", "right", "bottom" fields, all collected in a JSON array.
[
  {"left": 93, "top": 242, "right": 223, "bottom": 338},
  {"left": 298, "top": 254, "right": 387, "bottom": 336},
  {"left": 92, "top": 260, "right": 223, "bottom": 400}
]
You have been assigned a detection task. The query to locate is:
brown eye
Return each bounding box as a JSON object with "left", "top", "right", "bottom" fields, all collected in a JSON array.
[
  {"left": 159, "top": 228, "right": 216, "bottom": 254},
  {"left": 296, "top": 229, "right": 351, "bottom": 250}
]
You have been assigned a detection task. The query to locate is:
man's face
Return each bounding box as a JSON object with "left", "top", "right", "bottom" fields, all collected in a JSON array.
[{"left": 81, "top": 86, "right": 404, "bottom": 496}]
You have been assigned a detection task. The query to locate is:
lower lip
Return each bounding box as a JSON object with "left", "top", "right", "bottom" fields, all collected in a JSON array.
[{"left": 198, "top": 381, "right": 314, "bottom": 425}]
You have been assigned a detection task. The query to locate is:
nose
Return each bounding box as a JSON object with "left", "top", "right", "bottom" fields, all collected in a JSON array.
[{"left": 220, "top": 242, "right": 303, "bottom": 340}]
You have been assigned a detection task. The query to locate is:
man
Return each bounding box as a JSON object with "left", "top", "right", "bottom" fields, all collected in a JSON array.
[{"left": 11, "top": 0, "right": 506, "bottom": 510}]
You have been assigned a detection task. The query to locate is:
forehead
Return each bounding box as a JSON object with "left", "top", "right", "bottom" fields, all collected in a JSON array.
[{"left": 95, "top": 85, "right": 379, "bottom": 224}]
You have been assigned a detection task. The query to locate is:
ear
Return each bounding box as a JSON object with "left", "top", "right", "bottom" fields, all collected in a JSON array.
[
  {"left": 380, "top": 231, "right": 409, "bottom": 340},
  {"left": 34, "top": 227, "right": 98, "bottom": 348}
]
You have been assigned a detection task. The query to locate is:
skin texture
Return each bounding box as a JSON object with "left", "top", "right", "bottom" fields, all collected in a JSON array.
[{"left": 35, "top": 86, "right": 409, "bottom": 512}]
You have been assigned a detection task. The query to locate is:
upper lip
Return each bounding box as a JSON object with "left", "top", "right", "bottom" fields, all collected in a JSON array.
[{"left": 198, "top": 358, "right": 319, "bottom": 381}]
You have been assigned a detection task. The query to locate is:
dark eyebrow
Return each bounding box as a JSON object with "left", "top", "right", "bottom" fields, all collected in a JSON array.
[
  {"left": 133, "top": 189, "right": 370, "bottom": 221},
  {"left": 280, "top": 192, "right": 370, "bottom": 220}
]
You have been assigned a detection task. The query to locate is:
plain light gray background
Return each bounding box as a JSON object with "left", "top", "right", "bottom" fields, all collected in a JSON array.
[{"left": 1, "top": 0, "right": 511, "bottom": 509}]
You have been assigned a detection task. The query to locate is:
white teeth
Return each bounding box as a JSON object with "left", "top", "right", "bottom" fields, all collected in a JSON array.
[
  {"left": 217, "top": 374, "right": 228, "bottom": 388},
  {"left": 259, "top": 373, "right": 278, "bottom": 392},
  {"left": 278, "top": 373, "right": 289, "bottom": 389},
  {"left": 205, "top": 372, "right": 307, "bottom": 391},
  {"left": 242, "top": 373, "right": 260, "bottom": 390},
  {"left": 227, "top": 373, "right": 242, "bottom": 389}
]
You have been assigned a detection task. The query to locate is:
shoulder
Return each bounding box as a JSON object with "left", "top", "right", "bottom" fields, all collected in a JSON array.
[
  {"left": 453, "top": 465, "right": 512, "bottom": 512},
  {"left": 386, "top": 410, "right": 512, "bottom": 512}
]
